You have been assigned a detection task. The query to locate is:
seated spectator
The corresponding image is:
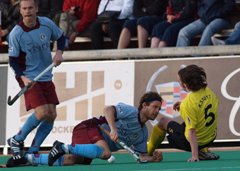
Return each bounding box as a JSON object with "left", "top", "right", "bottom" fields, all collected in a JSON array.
[
  {"left": 117, "top": 0, "right": 168, "bottom": 49},
  {"left": 177, "top": 0, "right": 235, "bottom": 47},
  {"left": 0, "top": 0, "right": 9, "bottom": 43},
  {"left": 151, "top": 0, "right": 197, "bottom": 48},
  {"left": 0, "top": 0, "right": 21, "bottom": 42},
  {"left": 0, "top": 0, "right": 9, "bottom": 8},
  {"left": 90, "top": 0, "right": 134, "bottom": 49},
  {"left": 38, "top": 0, "right": 64, "bottom": 24},
  {"left": 59, "top": 0, "right": 101, "bottom": 47},
  {"left": 0, "top": 0, "right": 9, "bottom": 20},
  {"left": 211, "top": 21, "right": 240, "bottom": 45}
]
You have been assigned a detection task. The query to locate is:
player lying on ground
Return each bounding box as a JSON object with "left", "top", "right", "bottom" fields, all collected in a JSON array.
[
  {"left": 7, "top": 91, "right": 163, "bottom": 167},
  {"left": 148, "top": 64, "right": 220, "bottom": 162}
]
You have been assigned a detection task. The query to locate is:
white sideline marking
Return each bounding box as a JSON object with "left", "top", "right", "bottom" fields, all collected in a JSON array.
[{"left": 138, "top": 166, "right": 240, "bottom": 171}]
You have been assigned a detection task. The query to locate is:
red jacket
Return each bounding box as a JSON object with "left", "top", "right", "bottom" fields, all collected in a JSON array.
[{"left": 63, "top": 0, "right": 100, "bottom": 33}]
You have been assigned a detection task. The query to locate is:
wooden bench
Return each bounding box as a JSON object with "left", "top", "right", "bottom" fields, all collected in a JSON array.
[
  {"left": 72, "top": 25, "right": 234, "bottom": 48},
  {"left": 0, "top": 28, "right": 235, "bottom": 53},
  {"left": 68, "top": 28, "right": 235, "bottom": 50},
  {"left": 68, "top": 36, "right": 139, "bottom": 50},
  {"left": 0, "top": 26, "right": 237, "bottom": 53}
]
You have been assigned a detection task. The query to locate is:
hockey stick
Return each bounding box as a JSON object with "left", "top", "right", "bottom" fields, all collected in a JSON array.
[
  {"left": 7, "top": 63, "right": 55, "bottom": 106},
  {"left": 99, "top": 125, "right": 148, "bottom": 163}
]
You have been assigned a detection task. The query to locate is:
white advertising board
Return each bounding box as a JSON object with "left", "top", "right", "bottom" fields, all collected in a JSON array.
[{"left": 6, "top": 61, "right": 135, "bottom": 146}]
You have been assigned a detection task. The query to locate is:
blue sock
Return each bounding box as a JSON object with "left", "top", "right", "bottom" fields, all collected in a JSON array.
[
  {"left": 29, "top": 154, "right": 64, "bottom": 166},
  {"left": 14, "top": 112, "right": 40, "bottom": 141},
  {"left": 52, "top": 156, "right": 64, "bottom": 166},
  {"left": 65, "top": 144, "right": 104, "bottom": 159},
  {"left": 28, "top": 120, "right": 53, "bottom": 153}
]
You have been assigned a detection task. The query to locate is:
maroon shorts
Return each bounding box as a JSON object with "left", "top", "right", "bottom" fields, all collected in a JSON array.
[
  {"left": 17, "top": 79, "right": 59, "bottom": 111},
  {"left": 71, "top": 117, "right": 107, "bottom": 164}
]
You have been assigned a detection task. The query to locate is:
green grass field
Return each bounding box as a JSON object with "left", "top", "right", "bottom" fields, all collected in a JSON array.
[{"left": 0, "top": 150, "right": 240, "bottom": 171}]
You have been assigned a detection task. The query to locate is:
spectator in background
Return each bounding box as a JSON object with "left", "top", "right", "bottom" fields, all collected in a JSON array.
[
  {"left": 59, "top": 0, "right": 101, "bottom": 48},
  {"left": 211, "top": 21, "right": 240, "bottom": 45},
  {"left": 0, "top": 0, "right": 21, "bottom": 42},
  {"left": 0, "top": 0, "right": 10, "bottom": 21},
  {"left": 176, "top": 0, "right": 235, "bottom": 47},
  {"left": 151, "top": 0, "right": 197, "bottom": 48},
  {"left": 0, "top": 0, "right": 10, "bottom": 43},
  {"left": 0, "top": 0, "right": 9, "bottom": 8},
  {"left": 38, "top": 0, "right": 64, "bottom": 24},
  {"left": 90, "top": 0, "right": 134, "bottom": 49},
  {"left": 117, "top": 0, "right": 168, "bottom": 49}
]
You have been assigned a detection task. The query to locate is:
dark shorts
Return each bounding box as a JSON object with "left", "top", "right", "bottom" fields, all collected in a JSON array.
[
  {"left": 123, "top": 16, "right": 163, "bottom": 37},
  {"left": 123, "top": 19, "right": 138, "bottom": 36},
  {"left": 71, "top": 117, "right": 107, "bottom": 164},
  {"left": 166, "top": 121, "right": 191, "bottom": 151},
  {"left": 151, "top": 18, "right": 194, "bottom": 46},
  {"left": 167, "top": 121, "right": 215, "bottom": 151},
  {"left": 17, "top": 79, "right": 59, "bottom": 111},
  {"left": 137, "top": 16, "right": 163, "bottom": 34}
]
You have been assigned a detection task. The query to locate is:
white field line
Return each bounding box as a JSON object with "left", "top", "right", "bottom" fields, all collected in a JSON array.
[{"left": 137, "top": 166, "right": 240, "bottom": 171}]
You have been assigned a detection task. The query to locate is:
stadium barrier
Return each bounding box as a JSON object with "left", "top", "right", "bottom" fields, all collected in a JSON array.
[
  {"left": 1, "top": 46, "right": 240, "bottom": 155},
  {"left": 1, "top": 45, "right": 240, "bottom": 63}
]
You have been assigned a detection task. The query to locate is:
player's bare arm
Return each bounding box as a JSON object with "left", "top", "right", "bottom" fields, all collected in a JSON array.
[
  {"left": 139, "top": 150, "right": 163, "bottom": 162},
  {"left": 173, "top": 101, "right": 181, "bottom": 111},
  {"left": 103, "top": 106, "right": 118, "bottom": 142},
  {"left": 21, "top": 75, "right": 32, "bottom": 86},
  {"left": 53, "top": 50, "right": 64, "bottom": 66},
  {"left": 188, "top": 128, "right": 199, "bottom": 162},
  {"left": 53, "top": 33, "right": 65, "bottom": 66}
]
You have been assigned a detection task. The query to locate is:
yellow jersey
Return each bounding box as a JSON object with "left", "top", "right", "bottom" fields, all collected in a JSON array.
[{"left": 180, "top": 87, "right": 219, "bottom": 146}]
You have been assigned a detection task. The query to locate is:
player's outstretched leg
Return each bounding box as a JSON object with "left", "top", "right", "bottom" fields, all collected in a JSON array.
[
  {"left": 8, "top": 112, "right": 41, "bottom": 155},
  {"left": 25, "top": 153, "right": 40, "bottom": 166},
  {"left": 48, "top": 140, "right": 66, "bottom": 166},
  {"left": 6, "top": 151, "right": 28, "bottom": 167},
  {"left": 7, "top": 136, "right": 24, "bottom": 155},
  {"left": 7, "top": 136, "right": 28, "bottom": 166}
]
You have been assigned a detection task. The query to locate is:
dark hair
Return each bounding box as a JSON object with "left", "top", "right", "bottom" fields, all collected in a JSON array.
[
  {"left": 20, "top": 0, "right": 39, "bottom": 6},
  {"left": 178, "top": 64, "right": 207, "bottom": 91},
  {"left": 138, "top": 92, "right": 163, "bottom": 110}
]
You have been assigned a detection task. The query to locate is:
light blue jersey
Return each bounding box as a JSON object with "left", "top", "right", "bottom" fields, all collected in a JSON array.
[
  {"left": 101, "top": 103, "right": 148, "bottom": 154},
  {"left": 8, "top": 17, "right": 63, "bottom": 81}
]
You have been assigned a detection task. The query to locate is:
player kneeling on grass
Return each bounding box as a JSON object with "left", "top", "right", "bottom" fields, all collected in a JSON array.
[
  {"left": 148, "top": 64, "right": 219, "bottom": 162},
  {"left": 13, "top": 92, "right": 163, "bottom": 167}
]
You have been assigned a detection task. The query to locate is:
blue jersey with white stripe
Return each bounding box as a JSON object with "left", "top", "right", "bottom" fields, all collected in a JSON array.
[
  {"left": 101, "top": 103, "right": 148, "bottom": 154},
  {"left": 8, "top": 17, "right": 63, "bottom": 81}
]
